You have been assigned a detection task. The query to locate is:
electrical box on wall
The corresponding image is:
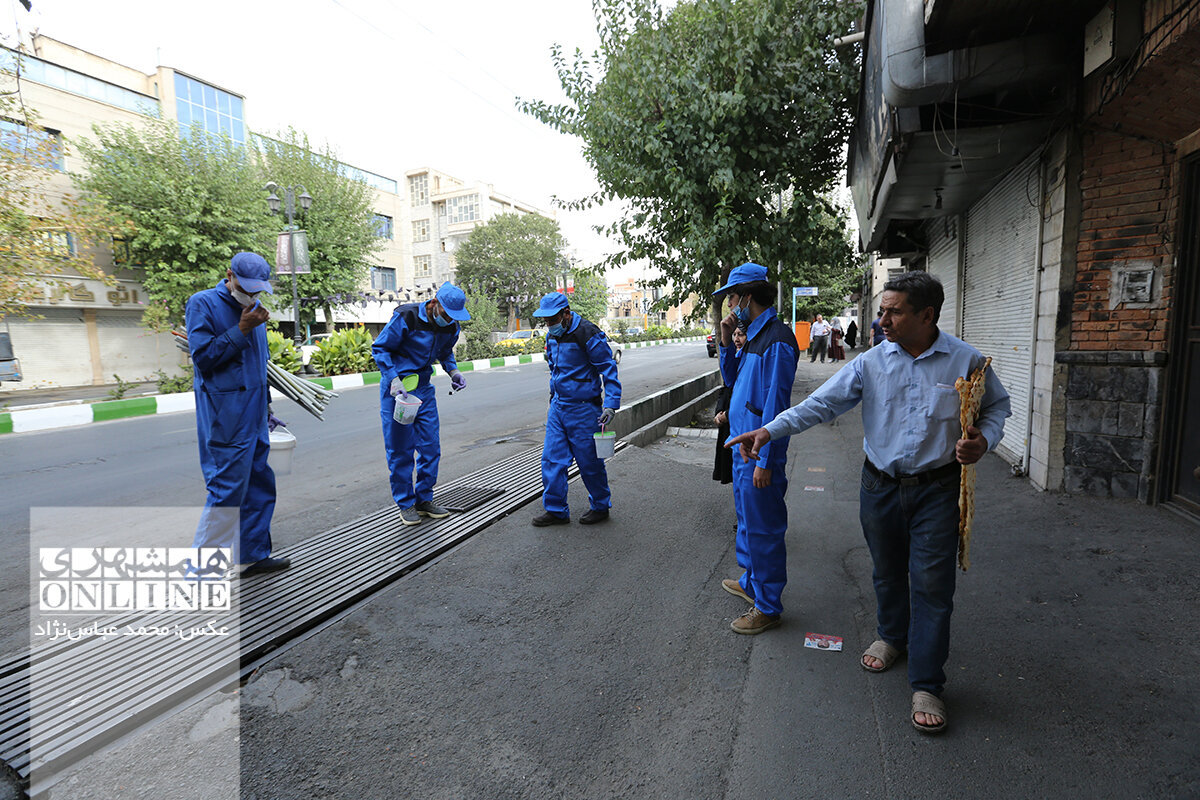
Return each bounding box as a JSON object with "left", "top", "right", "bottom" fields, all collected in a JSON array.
[{"left": 1084, "top": 0, "right": 1143, "bottom": 76}]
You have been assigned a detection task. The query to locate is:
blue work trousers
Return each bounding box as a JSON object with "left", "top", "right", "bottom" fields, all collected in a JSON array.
[
  {"left": 541, "top": 398, "right": 610, "bottom": 518},
  {"left": 731, "top": 456, "right": 789, "bottom": 616},
  {"left": 380, "top": 382, "right": 441, "bottom": 509},
  {"left": 859, "top": 464, "right": 960, "bottom": 695},
  {"left": 192, "top": 416, "right": 275, "bottom": 564}
]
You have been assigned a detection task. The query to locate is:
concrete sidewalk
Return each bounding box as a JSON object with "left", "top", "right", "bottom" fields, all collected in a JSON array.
[{"left": 46, "top": 357, "right": 1200, "bottom": 799}]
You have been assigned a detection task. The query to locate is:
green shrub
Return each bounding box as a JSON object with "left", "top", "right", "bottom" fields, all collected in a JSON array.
[
  {"left": 267, "top": 330, "right": 302, "bottom": 373},
  {"left": 155, "top": 369, "right": 192, "bottom": 394},
  {"left": 107, "top": 374, "right": 136, "bottom": 399},
  {"left": 309, "top": 326, "right": 377, "bottom": 376}
]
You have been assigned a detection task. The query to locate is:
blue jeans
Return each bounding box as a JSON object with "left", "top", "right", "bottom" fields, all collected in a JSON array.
[{"left": 859, "top": 464, "right": 960, "bottom": 695}]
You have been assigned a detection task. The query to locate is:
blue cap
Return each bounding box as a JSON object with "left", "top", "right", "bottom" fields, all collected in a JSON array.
[
  {"left": 435, "top": 282, "right": 471, "bottom": 321},
  {"left": 712, "top": 262, "right": 768, "bottom": 296},
  {"left": 230, "top": 252, "right": 273, "bottom": 294},
  {"left": 532, "top": 291, "right": 570, "bottom": 317}
]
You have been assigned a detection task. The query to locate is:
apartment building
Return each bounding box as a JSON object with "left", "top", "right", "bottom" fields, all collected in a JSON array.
[{"left": 607, "top": 280, "right": 697, "bottom": 330}]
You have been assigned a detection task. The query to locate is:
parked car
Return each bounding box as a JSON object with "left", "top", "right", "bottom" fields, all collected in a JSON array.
[
  {"left": 299, "top": 333, "right": 334, "bottom": 367},
  {"left": 706, "top": 333, "right": 717, "bottom": 357},
  {"left": 609, "top": 341, "right": 622, "bottom": 364},
  {"left": 497, "top": 329, "right": 542, "bottom": 348},
  {"left": 624, "top": 326, "right": 644, "bottom": 336},
  {"left": 0, "top": 330, "right": 21, "bottom": 384}
]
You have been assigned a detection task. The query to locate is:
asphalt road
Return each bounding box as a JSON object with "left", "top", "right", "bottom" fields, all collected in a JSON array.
[{"left": 0, "top": 341, "right": 717, "bottom": 656}]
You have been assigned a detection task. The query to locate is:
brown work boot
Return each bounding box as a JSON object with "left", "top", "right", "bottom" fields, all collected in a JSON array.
[
  {"left": 730, "top": 607, "right": 781, "bottom": 635},
  {"left": 721, "top": 578, "right": 753, "bottom": 603}
]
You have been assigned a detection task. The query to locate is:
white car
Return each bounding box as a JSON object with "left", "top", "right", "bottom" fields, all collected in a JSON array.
[{"left": 299, "top": 333, "right": 333, "bottom": 367}]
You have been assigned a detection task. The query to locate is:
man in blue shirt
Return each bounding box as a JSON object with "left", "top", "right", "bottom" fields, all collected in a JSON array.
[
  {"left": 530, "top": 292, "right": 620, "bottom": 527},
  {"left": 728, "top": 271, "right": 1011, "bottom": 734},
  {"left": 372, "top": 282, "right": 470, "bottom": 526},
  {"left": 186, "top": 252, "right": 290, "bottom": 576},
  {"left": 714, "top": 262, "right": 799, "bottom": 635}
]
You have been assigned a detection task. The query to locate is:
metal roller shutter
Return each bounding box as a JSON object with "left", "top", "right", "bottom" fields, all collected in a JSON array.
[
  {"left": 924, "top": 217, "right": 961, "bottom": 337},
  {"left": 5, "top": 308, "right": 93, "bottom": 389},
  {"left": 96, "top": 311, "right": 184, "bottom": 382},
  {"left": 961, "top": 159, "right": 1040, "bottom": 469}
]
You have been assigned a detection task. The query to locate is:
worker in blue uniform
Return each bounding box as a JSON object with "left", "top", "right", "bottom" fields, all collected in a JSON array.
[
  {"left": 530, "top": 291, "right": 621, "bottom": 527},
  {"left": 713, "top": 262, "right": 799, "bottom": 634},
  {"left": 373, "top": 282, "right": 470, "bottom": 526},
  {"left": 187, "top": 252, "right": 290, "bottom": 576}
]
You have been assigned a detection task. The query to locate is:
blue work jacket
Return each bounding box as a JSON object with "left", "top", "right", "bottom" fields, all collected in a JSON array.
[
  {"left": 546, "top": 312, "right": 621, "bottom": 408},
  {"left": 719, "top": 307, "right": 798, "bottom": 469},
  {"left": 372, "top": 302, "right": 460, "bottom": 388}
]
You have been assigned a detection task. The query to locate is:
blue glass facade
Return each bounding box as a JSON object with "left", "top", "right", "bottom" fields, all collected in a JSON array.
[
  {"left": 174, "top": 73, "right": 244, "bottom": 144},
  {"left": 1, "top": 48, "right": 158, "bottom": 117}
]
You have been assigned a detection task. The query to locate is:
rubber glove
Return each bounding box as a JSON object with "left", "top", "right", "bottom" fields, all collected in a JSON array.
[
  {"left": 389, "top": 376, "right": 408, "bottom": 399},
  {"left": 450, "top": 370, "right": 466, "bottom": 391},
  {"left": 267, "top": 409, "right": 287, "bottom": 432},
  {"left": 598, "top": 407, "right": 616, "bottom": 427}
]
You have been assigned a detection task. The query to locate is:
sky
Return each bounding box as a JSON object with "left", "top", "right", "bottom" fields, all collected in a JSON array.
[{"left": 5, "top": 0, "right": 646, "bottom": 281}]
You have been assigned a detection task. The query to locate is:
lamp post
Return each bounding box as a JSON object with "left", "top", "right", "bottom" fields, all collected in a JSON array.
[{"left": 264, "top": 182, "right": 313, "bottom": 346}]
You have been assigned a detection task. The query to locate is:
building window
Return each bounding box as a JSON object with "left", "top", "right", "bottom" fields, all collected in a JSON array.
[
  {"left": 412, "top": 219, "right": 430, "bottom": 243},
  {"left": 371, "top": 266, "right": 396, "bottom": 291},
  {"left": 175, "top": 73, "right": 245, "bottom": 145},
  {"left": 414, "top": 255, "right": 432, "bottom": 279},
  {"left": 1, "top": 48, "right": 159, "bottom": 117},
  {"left": 446, "top": 194, "right": 480, "bottom": 225},
  {"left": 34, "top": 224, "right": 74, "bottom": 258},
  {"left": 409, "top": 173, "right": 429, "bottom": 206},
  {"left": 0, "top": 118, "right": 64, "bottom": 170},
  {"left": 373, "top": 214, "right": 393, "bottom": 239},
  {"left": 111, "top": 235, "right": 137, "bottom": 266}
]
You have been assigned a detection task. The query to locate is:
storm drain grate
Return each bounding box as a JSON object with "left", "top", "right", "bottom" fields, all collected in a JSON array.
[{"left": 433, "top": 485, "right": 505, "bottom": 512}]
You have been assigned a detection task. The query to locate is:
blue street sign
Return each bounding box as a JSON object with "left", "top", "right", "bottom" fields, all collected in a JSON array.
[{"left": 794, "top": 286, "right": 818, "bottom": 297}]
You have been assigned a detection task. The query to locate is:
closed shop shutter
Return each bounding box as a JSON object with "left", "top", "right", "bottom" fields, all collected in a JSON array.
[
  {"left": 924, "top": 217, "right": 961, "bottom": 336},
  {"left": 961, "top": 158, "right": 1040, "bottom": 468},
  {"left": 96, "top": 311, "right": 183, "bottom": 382},
  {"left": 5, "top": 308, "right": 93, "bottom": 388}
]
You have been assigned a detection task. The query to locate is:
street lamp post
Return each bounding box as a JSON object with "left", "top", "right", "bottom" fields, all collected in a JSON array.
[{"left": 264, "top": 182, "right": 313, "bottom": 346}]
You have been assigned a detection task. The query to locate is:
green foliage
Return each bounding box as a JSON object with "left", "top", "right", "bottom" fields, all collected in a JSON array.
[
  {"left": 0, "top": 68, "right": 127, "bottom": 317},
  {"left": 154, "top": 369, "right": 193, "bottom": 394},
  {"left": 569, "top": 270, "right": 610, "bottom": 322},
  {"left": 520, "top": 0, "right": 863, "bottom": 323},
  {"left": 267, "top": 330, "right": 302, "bottom": 373},
  {"left": 254, "top": 129, "right": 381, "bottom": 325},
  {"left": 615, "top": 320, "right": 628, "bottom": 336},
  {"left": 75, "top": 120, "right": 273, "bottom": 326},
  {"left": 454, "top": 213, "right": 566, "bottom": 323},
  {"left": 308, "top": 325, "right": 377, "bottom": 376},
  {"left": 107, "top": 374, "right": 136, "bottom": 399},
  {"left": 459, "top": 280, "right": 505, "bottom": 350}
]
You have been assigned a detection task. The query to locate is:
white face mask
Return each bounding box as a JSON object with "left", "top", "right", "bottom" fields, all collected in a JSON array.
[{"left": 228, "top": 280, "right": 259, "bottom": 308}]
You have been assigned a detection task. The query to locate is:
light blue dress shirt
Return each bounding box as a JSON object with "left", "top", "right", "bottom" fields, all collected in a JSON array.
[{"left": 763, "top": 331, "right": 1012, "bottom": 476}]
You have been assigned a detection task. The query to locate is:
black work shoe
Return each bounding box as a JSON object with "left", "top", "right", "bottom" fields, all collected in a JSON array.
[
  {"left": 531, "top": 512, "right": 569, "bottom": 527},
  {"left": 239, "top": 556, "right": 291, "bottom": 577},
  {"left": 579, "top": 509, "right": 610, "bottom": 525},
  {"left": 415, "top": 501, "right": 450, "bottom": 519}
]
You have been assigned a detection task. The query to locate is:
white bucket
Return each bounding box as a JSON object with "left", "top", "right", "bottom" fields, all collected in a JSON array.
[
  {"left": 393, "top": 395, "right": 422, "bottom": 425},
  {"left": 268, "top": 426, "right": 297, "bottom": 475},
  {"left": 593, "top": 430, "right": 616, "bottom": 459}
]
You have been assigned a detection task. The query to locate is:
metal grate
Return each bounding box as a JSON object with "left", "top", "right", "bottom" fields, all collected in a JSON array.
[
  {"left": 0, "top": 441, "right": 625, "bottom": 793},
  {"left": 433, "top": 485, "right": 505, "bottom": 512}
]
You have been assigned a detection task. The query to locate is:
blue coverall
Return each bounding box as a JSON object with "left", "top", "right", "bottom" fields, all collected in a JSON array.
[
  {"left": 372, "top": 302, "right": 460, "bottom": 509},
  {"left": 720, "top": 307, "right": 799, "bottom": 616},
  {"left": 542, "top": 313, "right": 621, "bottom": 518},
  {"left": 186, "top": 280, "right": 275, "bottom": 565}
]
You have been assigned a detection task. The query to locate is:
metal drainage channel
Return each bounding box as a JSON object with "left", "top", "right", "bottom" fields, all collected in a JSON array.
[{"left": 0, "top": 441, "right": 626, "bottom": 791}]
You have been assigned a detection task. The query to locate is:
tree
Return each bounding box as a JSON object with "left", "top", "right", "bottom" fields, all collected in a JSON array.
[
  {"left": 569, "top": 270, "right": 610, "bottom": 322},
  {"left": 453, "top": 213, "right": 566, "bottom": 328},
  {"left": 254, "top": 128, "right": 381, "bottom": 329},
  {"left": 74, "top": 119, "right": 272, "bottom": 325},
  {"left": 520, "top": 0, "right": 862, "bottom": 326},
  {"left": 459, "top": 279, "right": 504, "bottom": 350},
  {"left": 0, "top": 74, "right": 126, "bottom": 318}
]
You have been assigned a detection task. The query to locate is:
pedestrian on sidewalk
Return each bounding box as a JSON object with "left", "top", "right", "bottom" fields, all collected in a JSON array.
[
  {"left": 530, "top": 292, "right": 621, "bottom": 527},
  {"left": 186, "top": 252, "right": 290, "bottom": 576},
  {"left": 809, "top": 314, "right": 831, "bottom": 363},
  {"left": 372, "top": 282, "right": 470, "bottom": 526},
  {"left": 712, "top": 324, "right": 747, "bottom": 485},
  {"left": 727, "top": 271, "right": 1011, "bottom": 734},
  {"left": 829, "top": 318, "right": 845, "bottom": 362},
  {"left": 870, "top": 311, "right": 885, "bottom": 346},
  {"left": 714, "top": 263, "right": 799, "bottom": 635},
  {"left": 846, "top": 319, "right": 858, "bottom": 350}
]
